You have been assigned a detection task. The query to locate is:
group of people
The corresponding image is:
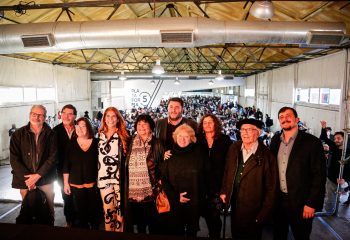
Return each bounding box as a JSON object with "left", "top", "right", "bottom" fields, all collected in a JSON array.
[{"left": 10, "top": 97, "right": 348, "bottom": 240}]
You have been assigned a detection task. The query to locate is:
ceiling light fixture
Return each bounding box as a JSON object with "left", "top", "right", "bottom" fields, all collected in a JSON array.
[
  {"left": 208, "top": 79, "right": 214, "bottom": 85},
  {"left": 150, "top": 80, "right": 156, "bottom": 85},
  {"left": 152, "top": 59, "right": 165, "bottom": 75},
  {"left": 215, "top": 70, "right": 224, "bottom": 81},
  {"left": 250, "top": 1, "right": 274, "bottom": 20},
  {"left": 119, "top": 71, "right": 127, "bottom": 81},
  {"left": 174, "top": 77, "right": 180, "bottom": 85}
]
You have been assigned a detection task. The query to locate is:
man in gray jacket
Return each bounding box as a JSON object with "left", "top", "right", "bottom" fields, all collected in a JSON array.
[{"left": 10, "top": 105, "right": 57, "bottom": 221}]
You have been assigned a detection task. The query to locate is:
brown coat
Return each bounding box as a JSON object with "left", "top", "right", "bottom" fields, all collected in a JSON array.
[{"left": 220, "top": 141, "right": 278, "bottom": 227}]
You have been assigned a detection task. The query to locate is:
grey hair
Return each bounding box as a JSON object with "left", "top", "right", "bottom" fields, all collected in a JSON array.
[{"left": 30, "top": 105, "right": 47, "bottom": 117}]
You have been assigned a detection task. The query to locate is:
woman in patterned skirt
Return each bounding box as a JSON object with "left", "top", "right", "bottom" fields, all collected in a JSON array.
[{"left": 98, "top": 107, "right": 129, "bottom": 231}]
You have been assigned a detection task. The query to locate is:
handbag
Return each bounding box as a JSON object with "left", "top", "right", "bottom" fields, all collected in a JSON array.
[{"left": 156, "top": 190, "right": 170, "bottom": 213}]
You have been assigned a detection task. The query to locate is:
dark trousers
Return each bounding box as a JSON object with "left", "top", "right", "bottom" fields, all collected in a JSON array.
[
  {"left": 274, "top": 193, "right": 313, "bottom": 240},
  {"left": 71, "top": 186, "right": 100, "bottom": 230},
  {"left": 202, "top": 199, "right": 222, "bottom": 238},
  {"left": 230, "top": 212, "right": 262, "bottom": 240},
  {"left": 57, "top": 175, "right": 75, "bottom": 224},
  {"left": 128, "top": 201, "right": 159, "bottom": 234},
  {"left": 168, "top": 203, "right": 199, "bottom": 237}
]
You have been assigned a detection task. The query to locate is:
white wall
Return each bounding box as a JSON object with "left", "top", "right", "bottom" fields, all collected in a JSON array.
[
  {"left": 239, "top": 50, "right": 347, "bottom": 136},
  {"left": 269, "top": 65, "right": 295, "bottom": 132},
  {"left": 55, "top": 65, "right": 91, "bottom": 117},
  {"left": 0, "top": 56, "right": 91, "bottom": 162},
  {"left": 297, "top": 51, "right": 346, "bottom": 88},
  {"left": 256, "top": 71, "right": 272, "bottom": 115}
]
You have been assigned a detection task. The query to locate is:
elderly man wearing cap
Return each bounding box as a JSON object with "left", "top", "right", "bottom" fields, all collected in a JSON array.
[{"left": 220, "top": 118, "right": 278, "bottom": 240}]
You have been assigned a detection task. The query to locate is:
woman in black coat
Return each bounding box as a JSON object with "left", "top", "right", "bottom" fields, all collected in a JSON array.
[
  {"left": 161, "top": 124, "right": 208, "bottom": 236},
  {"left": 197, "top": 114, "right": 232, "bottom": 238}
]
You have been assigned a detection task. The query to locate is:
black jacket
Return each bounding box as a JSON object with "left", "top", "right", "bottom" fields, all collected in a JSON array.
[
  {"left": 270, "top": 130, "right": 326, "bottom": 212},
  {"left": 10, "top": 122, "right": 57, "bottom": 189},
  {"left": 197, "top": 133, "right": 232, "bottom": 196},
  {"left": 53, "top": 123, "right": 75, "bottom": 178},
  {"left": 320, "top": 128, "right": 350, "bottom": 184}
]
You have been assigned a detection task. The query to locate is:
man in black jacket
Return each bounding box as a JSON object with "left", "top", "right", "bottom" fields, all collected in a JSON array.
[
  {"left": 53, "top": 104, "right": 77, "bottom": 227},
  {"left": 320, "top": 120, "right": 350, "bottom": 210},
  {"left": 270, "top": 107, "right": 326, "bottom": 240},
  {"left": 10, "top": 105, "right": 57, "bottom": 223},
  {"left": 155, "top": 97, "right": 197, "bottom": 151}
]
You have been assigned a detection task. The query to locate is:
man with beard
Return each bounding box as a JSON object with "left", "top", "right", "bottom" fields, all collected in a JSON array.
[
  {"left": 53, "top": 104, "right": 77, "bottom": 227},
  {"left": 320, "top": 121, "right": 350, "bottom": 209},
  {"left": 270, "top": 107, "right": 326, "bottom": 240},
  {"left": 155, "top": 97, "right": 197, "bottom": 151}
]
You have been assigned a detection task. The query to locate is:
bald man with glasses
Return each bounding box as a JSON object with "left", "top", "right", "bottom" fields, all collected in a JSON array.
[
  {"left": 10, "top": 105, "right": 57, "bottom": 224},
  {"left": 220, "top": 118, "right": 278, "bottom": 240}
]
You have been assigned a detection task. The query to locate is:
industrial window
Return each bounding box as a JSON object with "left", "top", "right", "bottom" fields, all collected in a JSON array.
[
  {"left": 37, "top": 88, "right": 55, "bottom": 101},
  {"left": 295, "top": 88, "right": 309, "bottom": 102},
  {"left": 0, "top": 86, "right": 55, "bottom": 104},
  {"left": 319, "top": 88, "right": 330, "bottom": 105},
  {"left": 309, "top": 88, "right": 319, "bottom": 104},
  {"left": 329, "top": 89, "right": 341, "bottom": 105},
  {"left": 0, "top": 87, "right": 23, "bottom": 104},
  {"left": 295, "top": 88, "right": 340, "bottom": 105},
  {"left": 244, "top": 89, "right": 255, "bottom": 97},
  {"left": 23, "top": 88, "right": 36, "bottom": 102}
]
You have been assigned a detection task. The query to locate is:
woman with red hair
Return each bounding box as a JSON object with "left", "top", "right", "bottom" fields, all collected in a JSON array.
[{"left": 98, "top": 107, "right": 129, "bottom": 231}]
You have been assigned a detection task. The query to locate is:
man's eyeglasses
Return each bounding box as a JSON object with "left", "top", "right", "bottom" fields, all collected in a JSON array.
[
  {"left": 240, "top": 128, "right": 257, "bottom": 133},
  {"left": 30, "top": 112, "right": 45, "bottom": 118}
]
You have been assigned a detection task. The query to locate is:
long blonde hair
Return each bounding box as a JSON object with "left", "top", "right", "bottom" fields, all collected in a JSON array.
[{"left": 99, "top": 107, "right": 129, "bottom": 154}]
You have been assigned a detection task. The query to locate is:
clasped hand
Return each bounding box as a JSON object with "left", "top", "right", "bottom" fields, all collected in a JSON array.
[{"left": 24, "top": 173, "right": 41, "bottom": 190}]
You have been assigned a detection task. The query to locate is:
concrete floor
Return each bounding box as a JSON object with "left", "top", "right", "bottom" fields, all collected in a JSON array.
[{"left": 1, "top": 165, "right": 350, "bottom": 239}]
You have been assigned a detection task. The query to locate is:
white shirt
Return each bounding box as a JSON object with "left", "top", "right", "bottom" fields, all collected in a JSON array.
[{"left": 241, "top": 141, "right": 259, "bottom": 163}]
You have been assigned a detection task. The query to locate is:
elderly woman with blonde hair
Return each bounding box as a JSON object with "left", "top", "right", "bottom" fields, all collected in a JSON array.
[{"left": 160, "top": 124, "right": 208, "bottom": 236}]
